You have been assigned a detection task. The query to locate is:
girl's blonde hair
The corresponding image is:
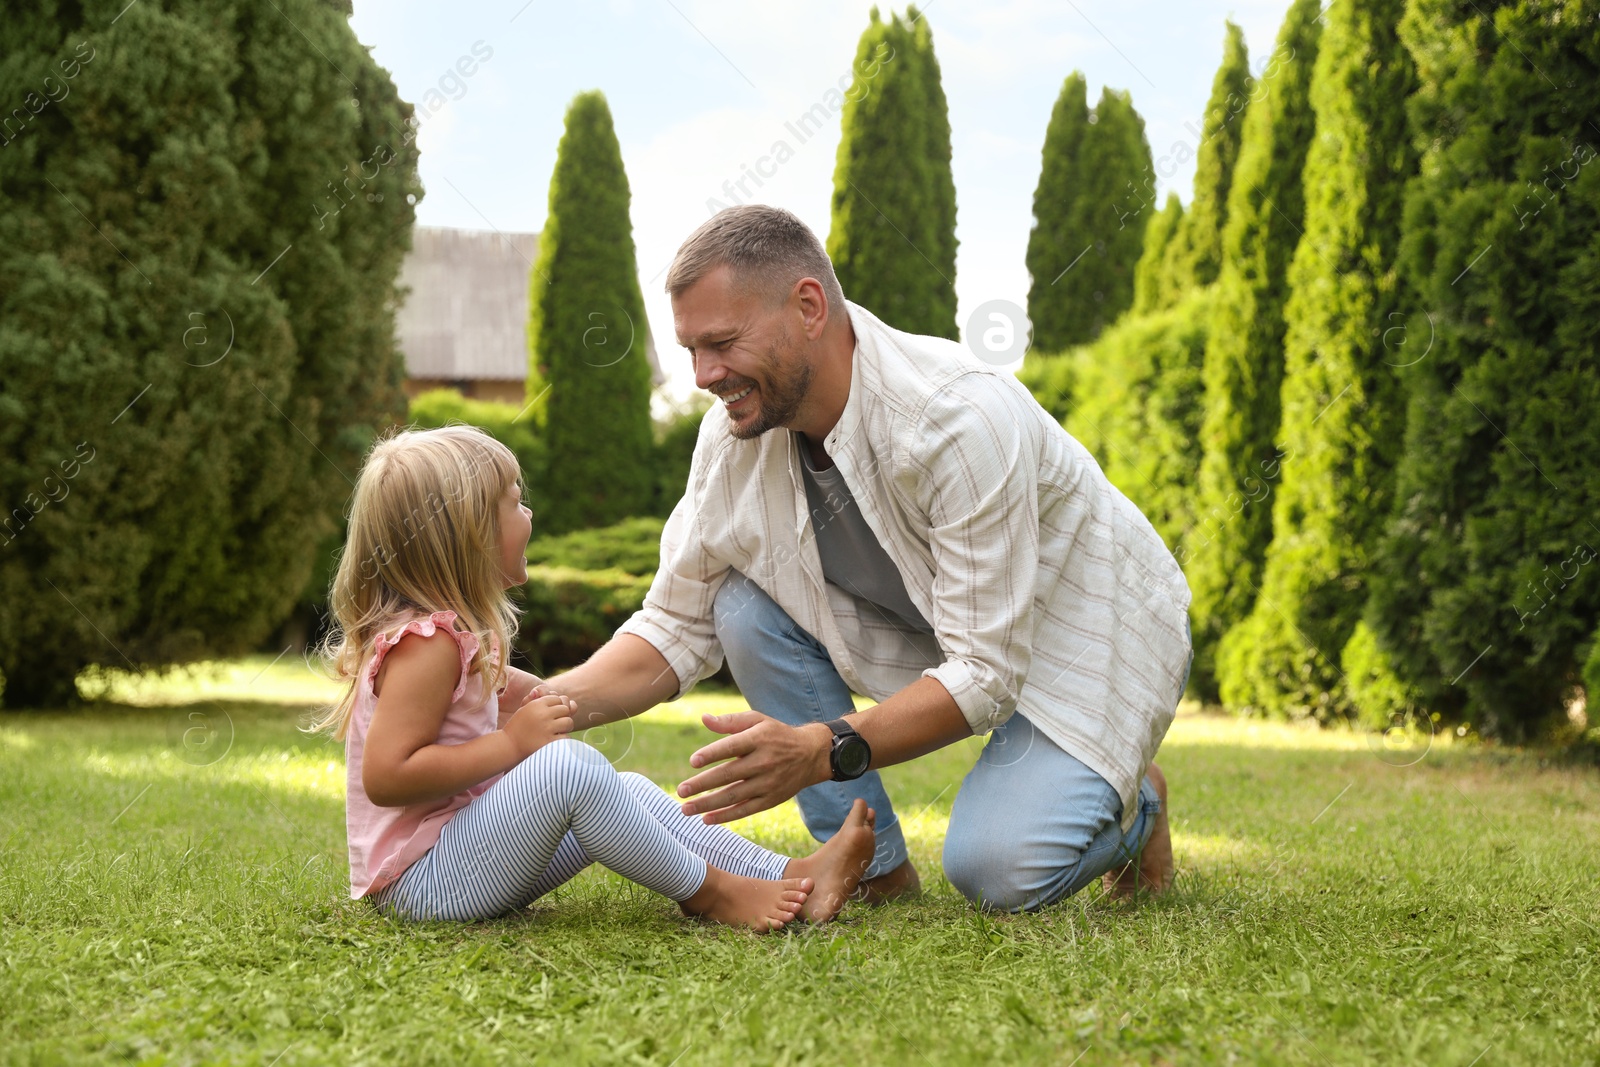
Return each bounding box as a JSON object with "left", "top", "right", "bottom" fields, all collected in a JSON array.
[{"left": 310, "top": 425, "right": 523, "bottom": 740}]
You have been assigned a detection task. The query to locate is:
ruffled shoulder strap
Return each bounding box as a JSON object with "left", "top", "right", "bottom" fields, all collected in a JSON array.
[{"left": 364, "top": 610, "right": 482, "bottom": 703}]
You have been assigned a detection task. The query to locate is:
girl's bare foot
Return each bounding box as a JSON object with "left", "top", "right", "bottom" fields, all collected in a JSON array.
[
  {"left": 1104, "top": 762, "right": 1175, "bottom": 899},
  {"left": 785, "top": 799, "right": 877, "bottom": 923},
  {"left": 680, "top": 867, "right": 814, "bottom": 932}
]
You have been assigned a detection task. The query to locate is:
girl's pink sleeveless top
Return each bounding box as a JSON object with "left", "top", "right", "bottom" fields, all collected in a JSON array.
[{"left": 344, "top": 610, "right": 504, "bottom": 899}]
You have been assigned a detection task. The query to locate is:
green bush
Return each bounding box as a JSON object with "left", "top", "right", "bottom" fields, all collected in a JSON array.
[
  {"left": 408, "top": 388, "right": 545, "bottom": 491},
  {"left": 1132, "top": 24, "right": 1252, "bottom": 313},
  {"left": 1166, "top": 22, "right": 1253, "bottom": 294},
  {"left": 0, "top": 0, "right": 418, "bottom": 707},
  {"left": 513, "top": 565, "right": 655, "bottom": 674},
  {"left": 1131, "top": 194, "right": 1185, "bottom": 315},
  {"left": 1340, "top": 621, "right": 1422, "bottom": 731},
  {"left": 525, "top": 516, "right": 664, "bottom": 576},
  {"left": 513, "top": 516, "right": 664, "bottom": 671},
  {"left": 1066, "top": 288, "right": 1214, "bottom": 552}
]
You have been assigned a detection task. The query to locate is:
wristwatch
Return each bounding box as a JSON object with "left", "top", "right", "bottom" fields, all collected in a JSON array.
[{"left": 825, "top": 717, "right": 872, "bottom": 782}]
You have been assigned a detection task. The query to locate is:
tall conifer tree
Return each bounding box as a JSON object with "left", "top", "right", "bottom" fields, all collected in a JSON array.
[
  {"left": 1025, "top": 73, "right": 1092, "bottom": 352},
  {"left": 910, "top": 8, "right": 957, "bottom": 335},
  {"left": 829, "top": 7, "right": 957, "bottom": 338},
  {"left": 1026, "top": 78, "right": 1152, "bottom": 349},
  {"left": 1183, "top": 0, "right": 1324, "bottom": 699},
  {"left": 529, "top": 92, "right": 655, "bottom": 535},
  {"left": 1216, "top": 0, "right": 1417, "bottom": 718},
  {"left": 1363, "top": 0, "right": 1600, "bottom": 736},
  {"left": 1132, "top": 194, "right": 1185, "bottom": 314},
  {"left": 1134, "top": 22, "right": 1253, "bottom": 312}
]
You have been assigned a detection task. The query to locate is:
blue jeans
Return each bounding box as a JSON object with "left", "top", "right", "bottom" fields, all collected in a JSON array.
[{"left": 713, "top": 570, "right": 1176, "bottom": 911}]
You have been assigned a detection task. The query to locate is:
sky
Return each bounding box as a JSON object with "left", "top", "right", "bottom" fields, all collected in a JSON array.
[{"left": 348, "top": 0, "right": 1295, "bottom": 405}]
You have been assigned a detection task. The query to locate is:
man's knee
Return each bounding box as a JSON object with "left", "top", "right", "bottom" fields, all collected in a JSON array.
[{"left": 942, "top": 831, "right": 1052, "bottom": 913}]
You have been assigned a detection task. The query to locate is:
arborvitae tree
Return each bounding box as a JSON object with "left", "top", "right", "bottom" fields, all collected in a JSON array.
[
  {"left": 0, "top": 0, "right": 419, "bottom": 707},
  {"left": 829, "top": 7, "right": 958, "bottom": 338},
  {"left": 1132, "top": 194, "right": 1184, "bottom": 314},
  {"left": 1133, "top": 23, "right": 1253, "bottom": 314},
  {"left": 1216, "top": 0, "right": 1417, "bottom": 719},
  {"left": 1085, "top": 89, "right": 1153, "bottom": 332},
  {"left": 529, "top": 91, "right": 655, "bottom": 535},
  {"left": 1025, "top": 73, "right": 1091, "bottom": 351},
  {"left": 1026, "top": 78, "right": 1152, "bottom": 349},
  {"left": 1363, "top": 0, "right": 1600, "bottom": 737},
  {"left": 1068, "top": 288, "right": 1215, "bottom": 551},
  {"left": 1169, "top": 22, "right": 1253, "bottom": 291},
  {"left": 909, "top": 8, "right": 957, "bottom": 336},
  {"left": 1183, "top": 0, "right": 1324, "bottom": 700}
]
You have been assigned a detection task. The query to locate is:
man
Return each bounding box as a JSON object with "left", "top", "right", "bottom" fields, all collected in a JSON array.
[{"left": 547, "top": 205, "right": 1192, "bottom": 910}]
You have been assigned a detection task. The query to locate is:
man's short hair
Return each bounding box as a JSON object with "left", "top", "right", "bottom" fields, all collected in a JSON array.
[{"left": 666, "top": 204, "right": 846, "bottom": 311}]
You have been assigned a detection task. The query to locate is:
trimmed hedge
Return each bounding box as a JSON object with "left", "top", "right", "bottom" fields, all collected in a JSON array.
[
  {"left": 408, "top": 388, "right": 545, "bottom": 489},
  {"left": 525, "top": 516, "right": 664, "bottom": 576},
  {"left": 1066, "top": 287, "right": 1215, "bottom": 552},
  {"left": 1361, "top": 0, "right": 1600, "bottom": 738},
  {"left": 513, "top": 516, "right": 663, "bottom": 672},
  {"left": 514, "top": 565, "right": 654, "bottom": 674}
]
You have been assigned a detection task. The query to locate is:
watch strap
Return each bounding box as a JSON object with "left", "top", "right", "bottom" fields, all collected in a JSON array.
[{"left": 825, "top": 716, "right": 859, "bottom": 739}]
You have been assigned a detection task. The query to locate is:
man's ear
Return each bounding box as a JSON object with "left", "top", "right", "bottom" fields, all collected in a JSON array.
[{"left": 795, "top": 277, "right": 829, "bottom": 341}]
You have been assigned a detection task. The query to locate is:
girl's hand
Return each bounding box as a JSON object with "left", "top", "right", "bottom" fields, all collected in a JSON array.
[{"left": 503, "top": 685, "right": 576, "bottom": 758}]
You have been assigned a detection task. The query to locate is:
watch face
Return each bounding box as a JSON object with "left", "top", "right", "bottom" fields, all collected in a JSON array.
[{"left": 836, "top": 736, "right": 872, "bottom": 779}]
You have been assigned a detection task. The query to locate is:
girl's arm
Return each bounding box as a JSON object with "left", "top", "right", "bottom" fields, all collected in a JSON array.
[{"left": 363, "top": 631, "right": 572, "bottom": 807}]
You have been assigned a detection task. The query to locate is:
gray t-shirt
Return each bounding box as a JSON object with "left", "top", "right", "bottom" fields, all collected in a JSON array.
[{"left": 795, "top": 432, "right": 933, "bottom": 634}]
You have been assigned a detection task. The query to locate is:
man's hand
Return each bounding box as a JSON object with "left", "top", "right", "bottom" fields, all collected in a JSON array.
[
  {"left": 677, "top": 712, "right": 832, "bottom": 824},
  {"left": 502, "top": 686, "right": 576, "bottom": 759}
]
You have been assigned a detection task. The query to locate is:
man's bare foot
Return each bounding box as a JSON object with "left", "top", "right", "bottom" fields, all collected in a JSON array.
[
  {"left": 680, "top": 868, "right": 814, "bottom": 932},
  {"left": 853, "top": 857, "right": 921, "bottom": 906},
  {"left": 1104, "top": 762, "right": 1175, "bottom": 900},
  {"left": 785, "top": 799, "right": 877, "bottom": 923}
]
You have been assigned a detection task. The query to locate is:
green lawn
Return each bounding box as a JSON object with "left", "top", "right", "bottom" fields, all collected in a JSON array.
[{"left": 3, "top": 655, "right": 1597, "bottom": 1065}]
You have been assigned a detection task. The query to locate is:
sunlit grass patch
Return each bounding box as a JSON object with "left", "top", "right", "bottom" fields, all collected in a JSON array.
[
  {"left": 3, "top": 662, "right": 1597, "bottom": 1064},
  {"left": 78, "top": 652, "right": 344, "bottom": 707}
]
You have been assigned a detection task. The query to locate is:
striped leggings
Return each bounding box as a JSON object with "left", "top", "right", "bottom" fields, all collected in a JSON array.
[{"left": 370, "top": 737, "right": 792, "bottom": 921}]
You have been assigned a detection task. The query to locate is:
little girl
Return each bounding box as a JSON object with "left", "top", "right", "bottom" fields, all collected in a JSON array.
[{"left": 312, "top": 425, "right": 875, "bottom": 929}]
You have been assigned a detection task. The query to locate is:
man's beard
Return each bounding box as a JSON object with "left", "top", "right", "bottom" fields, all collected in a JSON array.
[{"left": 723, "top": 326, "right": 813, "bottom": 440}]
